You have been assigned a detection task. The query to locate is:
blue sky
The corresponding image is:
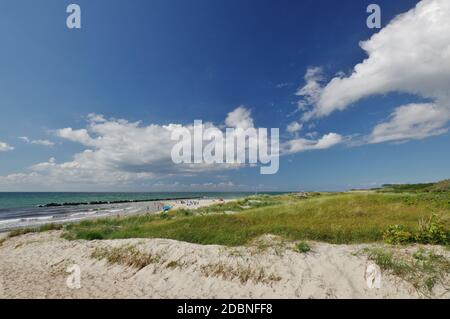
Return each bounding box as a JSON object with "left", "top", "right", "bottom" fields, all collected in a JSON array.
[{"left": 0, "top": 0, "right": 449, "bottom": 191}]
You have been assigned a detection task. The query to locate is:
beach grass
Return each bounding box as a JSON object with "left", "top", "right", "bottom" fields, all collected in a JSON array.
[
  {"left": 7, "top": 223, "right": 63, "bottom": 238},
  {"left": 295, "top": 241, "right": 311, "bottom": 253},
  {"left": 63, "top": 192, "right": 450, "bottom": 246},
  {"left": 363, "top": 247, "right": 450, "bottom": 295},
  {"left": 91, "top": 245, "right": 162, "bottom": 270}
]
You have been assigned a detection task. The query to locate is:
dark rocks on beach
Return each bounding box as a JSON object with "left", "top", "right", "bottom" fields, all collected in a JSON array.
[{"left": 37, "top": 197, "right": 201, "bottom": 208}]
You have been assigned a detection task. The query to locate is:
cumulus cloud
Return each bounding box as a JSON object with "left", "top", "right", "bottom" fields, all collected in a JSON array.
[
  {"left": 296, "top": 67, "right": 324, "bottom": 112},
  {"left": 19, "top": 136, "right": 55, "bottom": 147},
  {"left": 53, "top": 116, "right": 195, "bottom": 174},
  {"left": 286, "top": 121, "right": 303, "bottom": 134},
  {"left": 369, "top": 103, "right": 449, "bottom": 143},
  {"left": 282, "top": 133, "right": 343, "bottom": 154},
  {"left": 298, "top": 0, "right": 450, "bottom": 143},
  {"left": 225, "top": 106, "right": 254, "bottom": 130},
  {"left": 2, "top": 110, "right": 241, "bottom": 189},
  {"left": 0, "top": 141, "right": 14, "bottom": 152},
  {"left": 0, "top": 106, "right": 342, "bottom": 189}
]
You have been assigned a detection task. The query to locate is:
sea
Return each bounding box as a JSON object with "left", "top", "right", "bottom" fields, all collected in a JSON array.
[{"left": 0, "top": 192, "right": 277, "bottom": 232}]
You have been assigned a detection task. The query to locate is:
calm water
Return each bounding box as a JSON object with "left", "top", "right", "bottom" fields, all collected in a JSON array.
[{"left": 0, "top": 192, "right": 255, "bottom": 210}]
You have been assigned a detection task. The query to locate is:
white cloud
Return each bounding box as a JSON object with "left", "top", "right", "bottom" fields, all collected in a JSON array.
[
  {"left": 19, "top": 136, "right": 55, "bottom": 147},
  {"left": 87, "top": 113, "right": 107, "bottom": 123},
  {"left": 2, "top": 111, "right": 244, "bottom": 189},
  {"left": 296, "top": 67, "right": 324, "bottom": 112},
  {"left": 286, "top": 121, "right": 303, "bottom": 134},
  {"left": 298, "top": 0, "right": 450, "bottom": 143},
  {"left": 369, "top": 103, "right": 450, "bottom": 143},
  {"left": 282, "top": 133, "right": 343, "bottom": 154},
  {"left": 276, "top": 82, "right": 292, "bottom": 89},
  {"left": 56, "top": 128, "right": 94, "bottom": 146},
  {"left": 0, "top": 106, "right": 342, "bottom": 190},
  {"left": 225, "top": 106, "right": 254, "bottom": 130},
  {"left": 0, "top": 141, "right": 14, "bottom": 152}
]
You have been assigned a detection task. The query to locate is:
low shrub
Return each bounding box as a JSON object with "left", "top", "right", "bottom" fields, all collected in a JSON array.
[
  {"left": 383, "top": 214, "right": 449, "bottom": 245},
  {"left": 383, "top": 225, "right": 414, "bottom": 245},
  {"left": 415, "top": 214, "right": 449, "bottom": 245},
  {"left": 295, "top": 241, "right": 311, "bottom": 253},
  {"left": 91, "top": 245, "right": 161, "bottom": 270},
  {"left": 364, "top": 247, "right": 450, "bottom": 295}
]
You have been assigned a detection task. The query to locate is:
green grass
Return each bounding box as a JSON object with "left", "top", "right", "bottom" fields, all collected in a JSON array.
[
  {"left": 294, "top": 241, "right": 311, "bottom": 253},
  {"left": 376, "top": 179, "right": 450, "bottom": 193},
  {"left": 175, "top": 194, "right": 284, "bottom": 216},
  {"left": 90, "top": 243, "right": 282, "bottom": 284},
  {"left": 200, "top": 262, "right": 282, "bottom": 284},
  {"left": 7, "top": 223, "right": 63, "bottom": 238},
  {"left": 63, "top": 192, "right": 450, "bottom": 246},
  {"left": 363, "top": 247, "right": 450, "bottom": 296},
  {"left": 91, "top": 245, "right": 161, "bottom": 270}
]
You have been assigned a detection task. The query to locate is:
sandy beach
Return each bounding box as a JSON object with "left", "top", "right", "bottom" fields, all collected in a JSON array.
[
  {"left": 165, "top": 198, "right": 232, "bottom": 211},
  {"left": 0, "top": 198, "right": 231, "bottom": 233},
  {"left": 1, "top": 192, "right": 448, "bottom": 299},
  {"left": 0, "top": 230, "right": 448, "bottom": 299}
]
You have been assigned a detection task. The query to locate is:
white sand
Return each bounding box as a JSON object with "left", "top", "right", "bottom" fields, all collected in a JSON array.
[
  {"left": 1, "top": 231, "right": 447, "bottom": 299},
  {"left": 164, "top": 198, "right": 233, "bottom": 211},
  {"left": 0, "top": 198, "right": 232, "bottom": 233}
]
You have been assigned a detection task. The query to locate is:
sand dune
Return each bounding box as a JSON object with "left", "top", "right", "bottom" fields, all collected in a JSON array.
[{"left": 1, "top": 231, "right": 447, "bottom": 299}]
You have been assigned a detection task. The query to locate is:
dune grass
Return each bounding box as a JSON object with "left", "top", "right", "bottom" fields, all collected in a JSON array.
[
  {"left": 7, "top": 223, "right": 63, "bottom": 238},
  {"left": 376, "top": 179, "right": 450, "bottom": 193},
  {"left": 63, "top": 192, "right": 450, "bottom": 246},
  {"left": 91, "top": 245, "right": 162, "bottom": 270},
  {"left": 295, "top": 241, "right": 311, "bottom": 253},
  {"left": 174, "top": 194, "right": 285, "bottom": 216},
  {"left": 363, "top": 247, "right": 450, "bottom": 295}
]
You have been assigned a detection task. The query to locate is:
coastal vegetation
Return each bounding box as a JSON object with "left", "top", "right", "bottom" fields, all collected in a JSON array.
[
  {"left": 2, "top": 181, "right": 449, "bottom": 297},
  {"left": 294, "top": 241, "right": 311, "bottom": 253},
  {"left": 90, "top": 243, "right": 282, "bottom": 284},
  {"left": 91, "top": 245, "right": 162, "bottom": 270},
  {"left": 7, "top": 223, "right": 63, "bottom": 238},
  {"left": 62, "top": 182, "right": 450, "bottom": 246},
  {"left": 362, "top": 247, "right": 450, "bottom": 296},
  {"left": 374, "top": 179, "right": 450, "bottom": 193}
]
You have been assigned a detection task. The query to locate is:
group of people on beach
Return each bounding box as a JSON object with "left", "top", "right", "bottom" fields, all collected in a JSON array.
[
  {"left": 152, "top": 200, "right": 200, "bottom": 213},
  {"left": 179, "top": 200, "right": 200, "bottom": 207}
]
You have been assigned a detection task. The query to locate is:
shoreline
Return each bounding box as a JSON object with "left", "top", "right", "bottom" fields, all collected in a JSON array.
[
  {"left": 36, "top": 196, "right": 203, "bottom": 208},
  {"left": 0, "top": 197, "right": 234, "bottom": 233},
  {"left": 0, "top": 191, "right": 448, "bottom": 299}
]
